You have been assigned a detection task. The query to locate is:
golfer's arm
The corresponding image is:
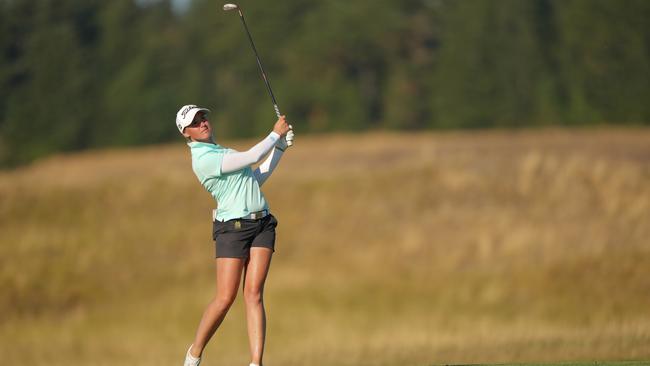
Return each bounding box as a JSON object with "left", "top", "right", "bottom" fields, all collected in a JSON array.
[
  {"left": 253, "top": 147, "right": 284, "bottom": 186},
  {"left": 221, "top": 132, "right": 280, "bottom": 174}
]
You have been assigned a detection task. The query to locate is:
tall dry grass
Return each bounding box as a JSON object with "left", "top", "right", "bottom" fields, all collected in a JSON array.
[{"left": 0, "top": 128, "right": 649, "bottom": 365}]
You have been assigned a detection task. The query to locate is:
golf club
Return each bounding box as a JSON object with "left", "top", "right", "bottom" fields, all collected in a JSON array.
[{"left": 223, "top": 3, "right": 292, "bottom": 145}]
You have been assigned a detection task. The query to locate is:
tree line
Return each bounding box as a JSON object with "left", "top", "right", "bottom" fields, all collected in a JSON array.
[{"left": 1, "top": 0, "right": 648, "bottom": 167}]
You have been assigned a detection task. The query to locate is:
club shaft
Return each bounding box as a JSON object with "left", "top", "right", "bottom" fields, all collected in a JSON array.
[{"left": 237, "top": 9, "right": 281, "bottom": 118}]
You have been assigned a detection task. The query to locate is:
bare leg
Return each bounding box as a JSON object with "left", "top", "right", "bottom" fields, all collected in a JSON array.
[
  {"left": 190, "top": 257, "right": 245, "bottom": 357},
  {"left": 243, "top": 247, "right": 273, "bottom": 365}
]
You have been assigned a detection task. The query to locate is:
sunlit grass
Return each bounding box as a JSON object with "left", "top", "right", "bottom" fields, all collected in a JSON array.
[{"left": 1, "top": 129, "right": 649, "bottom": 365}]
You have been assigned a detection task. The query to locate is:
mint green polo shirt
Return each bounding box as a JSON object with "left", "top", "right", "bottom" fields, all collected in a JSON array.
[{"left": 188, "top": 141, "right": 269, "bottom": 222}]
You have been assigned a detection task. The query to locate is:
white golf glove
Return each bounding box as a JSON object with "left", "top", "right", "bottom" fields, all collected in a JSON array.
[{"left": 276, "top": 126, "right": 294, "bottom": 151}]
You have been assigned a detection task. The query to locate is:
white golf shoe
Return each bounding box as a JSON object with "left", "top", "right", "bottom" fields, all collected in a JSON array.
[{"left": 184, "top": 345, "right": 201, "bottom": 366}]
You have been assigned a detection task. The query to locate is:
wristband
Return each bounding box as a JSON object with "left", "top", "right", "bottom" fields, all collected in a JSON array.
[{"left": 275, "top": 146, "right": 285, "bottom": 152}]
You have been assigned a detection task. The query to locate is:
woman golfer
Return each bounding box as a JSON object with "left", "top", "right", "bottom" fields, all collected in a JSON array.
[{"left": 176, "top": 104, "right": 293, "bottom": 366}]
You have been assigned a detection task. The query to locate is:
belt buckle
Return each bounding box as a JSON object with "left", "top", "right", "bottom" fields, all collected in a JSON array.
[{"left": 251, "top": 210, "right": 266, "bottom": 220}]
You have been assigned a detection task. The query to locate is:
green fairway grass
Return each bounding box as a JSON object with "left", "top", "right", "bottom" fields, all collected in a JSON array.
[{"left": 438, "top": 362, "right": 650, "bottom": 366}]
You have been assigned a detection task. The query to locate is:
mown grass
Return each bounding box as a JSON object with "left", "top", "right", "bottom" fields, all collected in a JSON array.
[
  {"left": 441, "top": 363, "right": 650, "bottom": 366},
  {"left": 0, "top": 128, "right": 649, "bottom": 365}
]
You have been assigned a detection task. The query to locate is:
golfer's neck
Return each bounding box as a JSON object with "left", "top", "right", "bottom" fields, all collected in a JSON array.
[{"left": 192, "top": 136, "right": 215, "bottom": 144}]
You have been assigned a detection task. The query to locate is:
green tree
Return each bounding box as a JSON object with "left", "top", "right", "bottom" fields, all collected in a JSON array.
[
  {"left": 1, "top": 0, "right": 649, "bottom": 168},
  {"left": 98, "top": 0, "right": 182, "bottom": 145},
  {"left": 554, "top": 0, "right": 650, "bottom": 124},
  {"left": 2, "top": 0, "right": 99, "bottom": 165},
  {"left": 433, "top": 0, "right": 552, "bottom": 128}
]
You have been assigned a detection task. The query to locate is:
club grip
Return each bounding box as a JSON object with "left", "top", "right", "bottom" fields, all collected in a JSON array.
[{"left": 273, "top": 104, "right": 293, "bottom": 147}]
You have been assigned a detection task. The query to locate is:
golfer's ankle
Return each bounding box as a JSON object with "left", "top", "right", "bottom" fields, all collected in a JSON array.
[{"left": 190, "top": 344, "right": 202, "bottom": 358}]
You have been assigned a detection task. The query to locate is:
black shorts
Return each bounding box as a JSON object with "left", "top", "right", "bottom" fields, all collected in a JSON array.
[{"left": 212, "top": 214, "right": 278, "bottom": 258}]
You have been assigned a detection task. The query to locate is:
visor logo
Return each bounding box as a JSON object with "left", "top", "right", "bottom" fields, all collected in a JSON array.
[{"left": 181, "top": 105, "right": 197, "bottom": 119}]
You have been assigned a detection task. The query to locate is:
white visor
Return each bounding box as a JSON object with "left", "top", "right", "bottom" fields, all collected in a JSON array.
[{"left": 175, "top": 104, "right": 210, "bottom": 134}]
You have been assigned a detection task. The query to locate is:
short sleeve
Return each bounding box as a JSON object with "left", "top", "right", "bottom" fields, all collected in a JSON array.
[{"left": 193, "top": 149, "right": 225, "bottom": 180}]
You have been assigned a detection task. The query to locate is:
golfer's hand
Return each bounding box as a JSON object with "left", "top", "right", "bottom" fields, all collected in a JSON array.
[
  {"left": 276, "top": 128, "right": 294, "bottom": 151},
  {"left": 273, "top": 115, "right": 291, "bottom": 137}
]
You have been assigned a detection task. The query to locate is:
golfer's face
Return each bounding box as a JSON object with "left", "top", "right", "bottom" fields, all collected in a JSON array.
[{"left": 184, "top": 112, "right": 212, "bottom": 142}]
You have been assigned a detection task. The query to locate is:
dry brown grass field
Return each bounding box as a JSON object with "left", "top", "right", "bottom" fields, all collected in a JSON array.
[{"left": 0, "top": 128, "right": 649, "bottom": 365}]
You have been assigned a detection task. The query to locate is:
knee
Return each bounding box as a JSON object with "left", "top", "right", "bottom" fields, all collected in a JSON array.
[
  {"left": 243, "top": 286, "right": 263, "bottom": 305},
  {"left": 213, "top": 292, "right": 237, "bottom": 311}
]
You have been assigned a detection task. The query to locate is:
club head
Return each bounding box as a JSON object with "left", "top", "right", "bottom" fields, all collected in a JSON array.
[{"left": 223, "top": 3, "right": 239, "bottom": 11}]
